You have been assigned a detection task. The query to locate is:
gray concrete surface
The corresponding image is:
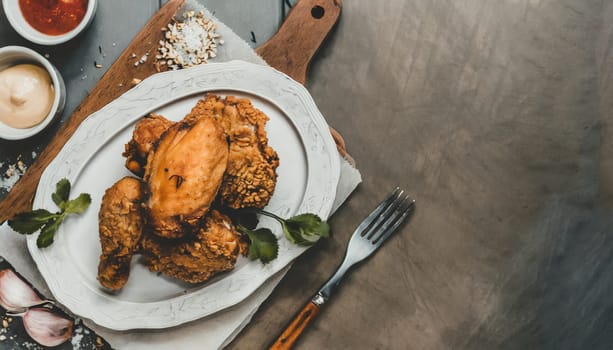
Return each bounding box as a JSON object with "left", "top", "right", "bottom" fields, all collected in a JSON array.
[{"left": 3, "top": 0, "right": 613, "bottom": 349}]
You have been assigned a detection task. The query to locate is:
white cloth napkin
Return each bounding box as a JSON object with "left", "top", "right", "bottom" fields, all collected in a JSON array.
[{"left": 0, "top": 1, "right": 361, "bottom": 348}]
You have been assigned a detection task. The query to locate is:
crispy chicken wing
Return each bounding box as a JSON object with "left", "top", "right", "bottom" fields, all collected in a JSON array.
[
  {"left": 122, "top": 94, "right": 280, "bottom": 209},
  {"left": 139, "top": 210, "right": 248, "bottom": 283},
  {"left": 123, "top": 114, "right": 174, "bottom": 177},
  {"left": 198, "top": 94, "right": 279, "bottom": 209},
  {"left": 97, "top": 176, "right": 145, "bottom": 291},
  {"left": 97, "top": 95, "right": 282, "bottom": 290},
  {"left": 144, "top": 115, "right": 228, "bottom": 238}
]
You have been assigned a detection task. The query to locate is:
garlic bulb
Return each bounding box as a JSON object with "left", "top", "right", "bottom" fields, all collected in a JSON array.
[
  {"left": 22, "top": 308, "right": 74, "bottom": 347},
  {"left": 0, "top": 269, "right": 43, "bottom": 311}
]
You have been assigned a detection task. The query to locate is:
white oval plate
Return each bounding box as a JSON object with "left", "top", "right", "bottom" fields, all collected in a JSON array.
[{"left": 27, "top": 61, "right": 340, "bottom": 330}]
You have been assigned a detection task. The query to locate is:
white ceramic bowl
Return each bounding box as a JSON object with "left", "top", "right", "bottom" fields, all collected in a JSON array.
[
  {"left": 2, "top": 0, "right": 97, "bottom": 45},
  {"left": 0, "top": 46, "right": 66, "bottom": 140}
]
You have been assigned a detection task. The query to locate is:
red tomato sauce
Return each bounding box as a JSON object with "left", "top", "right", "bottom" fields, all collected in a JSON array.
[{"left": 18, "top": 0, "right": 88, "bottom": 36}]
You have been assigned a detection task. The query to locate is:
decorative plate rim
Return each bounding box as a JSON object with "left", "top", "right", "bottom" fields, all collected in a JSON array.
[{"left": 27, "top": 60, "right": 340, "bottom": 330}]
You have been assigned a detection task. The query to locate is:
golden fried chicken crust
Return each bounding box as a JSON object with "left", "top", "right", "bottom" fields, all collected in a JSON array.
[
  {"left": 122, "top": 95, "right": 280, "bottom": 209},
  {"left": 123, "top": 114, "right": 174, "bottom": 177},
  {"left": 97, "top": 95, "right": 280, "bottom": 290},
  {"left": 140, "top": 210, "right": 249, "bottom": 283},
  {"left": 199, "top": 94, "right": 279, "bottom": 209},
  {"left": 97, "top": 176, "right": 145, "bottom": 291},
  {"left": 144, "top": 115, "right": 229, "bottom": 239}
]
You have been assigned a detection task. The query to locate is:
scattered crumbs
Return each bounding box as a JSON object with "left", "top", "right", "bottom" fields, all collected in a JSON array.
[
  {"left": 22, "top": 341, "right": 39, "bottom": 349},
  {"left": 1, "top": 160, "right": 27, "bottom": 193},
  {"left": 131, "top": 53, "right": 137, "bottom": 58},
  {"left": 133, "top": 52, "right": 149, "bottom": 67},
  {"left": 131, "top": 78, "right": 141, "bottom": 85},
  {"left": 71, "top": 332, "right": 84, "bottom": 349},
  {"left": 0, "top": 334, "right": 5, "bottom": 341},
  {"left": 2, "top": 319, "right": 7, "bottom": 328},
  {"left": 118, "top": 83, "right": 124, "bottom": 87},
  {"left": 94, "top": 61, "right": 102, "bottom": 68},
  {"left": 81, "top": 75, "right": 87, "bottom": 80},
  {"left": 44, "top": 53, "right": 50, "bottom": 58},
  {"left": 32, "top": 151, "right": 37, "bottom": 159},
  {"left": 156, "top": 10, "right": 223, "bottom": 70},
  {"left": 112, "top": 42, "right": 116, "bottom": 47},
  {"left": 80, "top": 67, "right": 84, "bottom": 72}
]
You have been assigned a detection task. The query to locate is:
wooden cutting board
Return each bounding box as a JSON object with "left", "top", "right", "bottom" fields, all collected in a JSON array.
[{"left": 0, "top": 0, "right": 343, "bottom": 223}]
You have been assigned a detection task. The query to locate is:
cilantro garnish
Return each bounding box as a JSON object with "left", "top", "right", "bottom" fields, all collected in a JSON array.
[
  {"left": 238, "top": 226, "right": 279, "bottom": 264},
  {"left": 235, "top": 209, "right": 330, "bottom": 264},
  {"left": 8, "top": 178, "right": 91, "bottom": 248}
]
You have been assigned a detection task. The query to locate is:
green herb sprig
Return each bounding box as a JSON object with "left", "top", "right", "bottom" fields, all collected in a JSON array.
[
  {"left": 257, "top": 210, "right": 330, "bottom": 246},
  {"left": 238, "top": 226, "right": 279, "bottom": 264},
  {"left": 8, "top": 178, "right": 91, "bottom": 248},
  {"left": 235, "top": 209, "right": 330, "bottom": 264}
]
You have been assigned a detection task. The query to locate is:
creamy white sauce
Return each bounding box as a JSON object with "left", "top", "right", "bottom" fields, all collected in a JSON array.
[{"left": 0, "top": 64, "right": 54, "bottom": 129}]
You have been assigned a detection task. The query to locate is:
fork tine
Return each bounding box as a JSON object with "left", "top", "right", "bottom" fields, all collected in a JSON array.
[
  {"left": 353, "top": 187, "right": 401, "bottom": 237},
  {"left": 367, "top": 195, "right": 411, "bottom": 241},
  {"left": 270, "top": 188, "right": 415, "bottom": 349},
  {"left": 372, "top": 198, "right": 415, "bottom": 245},
  {"left": 363, "top": 190, "right": 407, "bottom": 239}
]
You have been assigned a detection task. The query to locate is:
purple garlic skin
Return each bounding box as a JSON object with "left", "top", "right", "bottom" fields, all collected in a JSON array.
[
  {"left": 0, "top": 269, "right": 43, "bottom": 312},
  {"left": 22, "top": 308, "right": 74, "bottom": 347}
]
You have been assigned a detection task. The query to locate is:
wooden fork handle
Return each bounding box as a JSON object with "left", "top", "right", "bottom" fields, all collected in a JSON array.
[{"left": 269, "top": 301, "right": 321, "bottom": 350}]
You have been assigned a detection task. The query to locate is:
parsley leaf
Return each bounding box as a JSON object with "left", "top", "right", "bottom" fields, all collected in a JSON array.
[
  {"left": 283, "top": 213, "right": 330, "bottom": 245},
  {"left": 239, "top": 226, "right": 279, "bottom": 264},
  {"left": 8, "top": 178, "right": 91, "bottom": 248},
  {"left": 37, "top": 217, "right": 65, "bottom": 248},
  {"left": 51, "top": 178, "right": 71, "bottom": 209},
  {"left": 255, "top": 209, "right": 330, "bottom": 246},
  {"left": 63, "top": 193, "right": 92, "bottom": 214},
  {"left": 234, "top": 209, "right": 330, "bottom": 264},
  {"left": 8, "top": 209, "right": 57, "bottom": 235}
]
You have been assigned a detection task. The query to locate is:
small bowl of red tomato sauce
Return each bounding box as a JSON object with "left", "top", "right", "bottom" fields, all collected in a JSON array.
[{"left": 2, "top": 0, "right": 97, "bottom": 45}]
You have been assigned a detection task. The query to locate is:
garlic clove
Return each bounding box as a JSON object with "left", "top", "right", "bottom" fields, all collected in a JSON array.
[
  {"left": 0, "top": 269, "right": 43, "bottom": 312},
  {"left": 22, "top": 308, "right": 74, "bottom": 347}
]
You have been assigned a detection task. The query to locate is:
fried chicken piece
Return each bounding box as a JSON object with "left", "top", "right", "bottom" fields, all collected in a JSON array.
[
  {"left": 123, "top": 114, "right": 174, "bottom": 177},
  {"left": 144, "top": 115, "right": 228, "bottom": 239},
  {"left": 121, "top": 94, "right": 280, "bottom": 210},
  {"left": 197, "top": 94, "right": 280, "bottom": 209},
  {"left": 140, "top": 210, "right": 249, "bottom": 283},
  {"left": 97, "top": 176, "right": 145, "bottom": 291}
]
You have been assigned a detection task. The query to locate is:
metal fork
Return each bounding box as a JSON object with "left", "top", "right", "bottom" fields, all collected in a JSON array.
[{"left": 269, "top": 188, "right": 415, "bottom": 350}]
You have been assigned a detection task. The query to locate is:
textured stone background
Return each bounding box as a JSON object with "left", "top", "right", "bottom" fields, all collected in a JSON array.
[
  {"left": 3, "top": 1, "right": 613, "bottom": 349},
  {"left": 234, "top": 1, "right": 613, "bottom": 349}
]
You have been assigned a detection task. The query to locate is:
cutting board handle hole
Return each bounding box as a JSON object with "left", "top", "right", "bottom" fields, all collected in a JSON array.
[{"left": 311, "top": 5, "right": 325, "bottom": 19}]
